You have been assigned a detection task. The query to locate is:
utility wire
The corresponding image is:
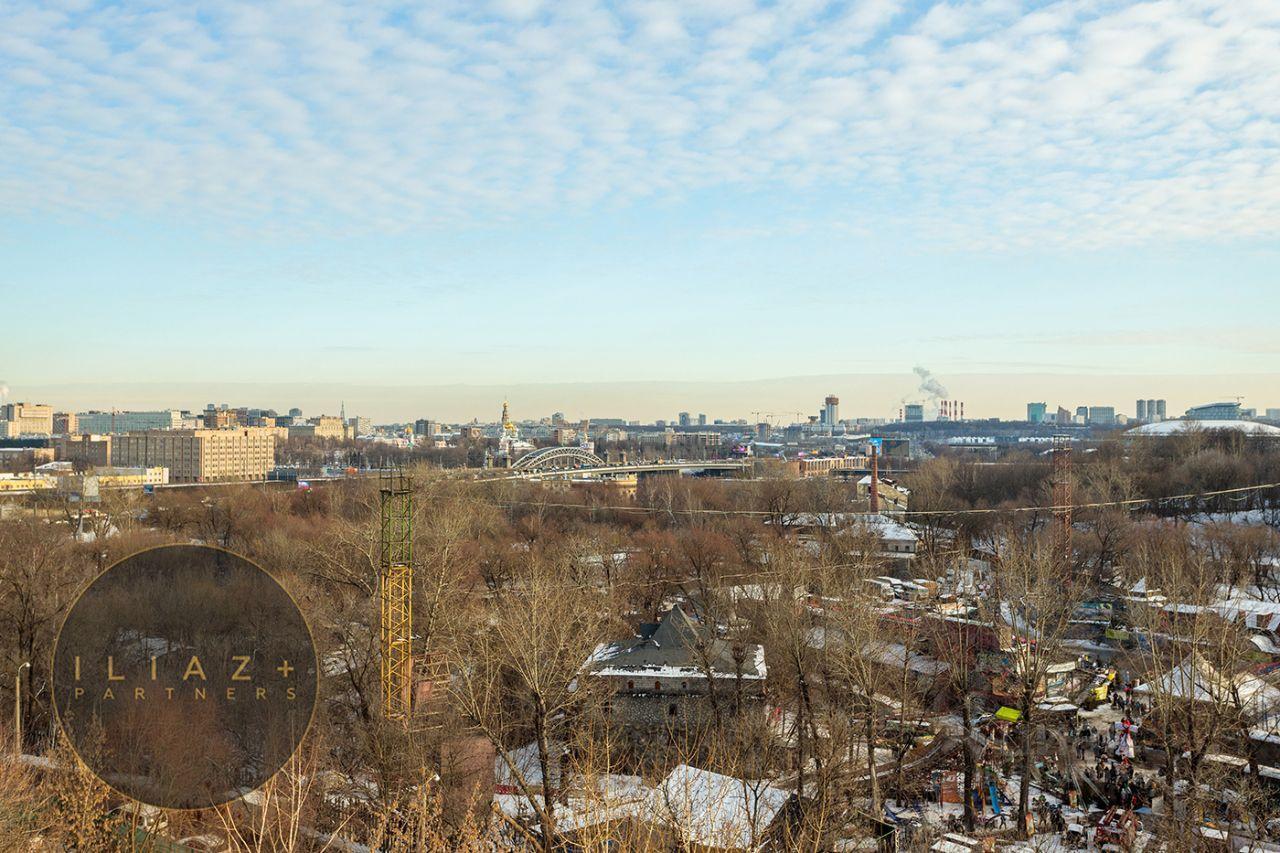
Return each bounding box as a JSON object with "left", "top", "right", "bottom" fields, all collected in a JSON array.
[{"left": 461, "top": 480, "right": 1280, "bottom": 519}]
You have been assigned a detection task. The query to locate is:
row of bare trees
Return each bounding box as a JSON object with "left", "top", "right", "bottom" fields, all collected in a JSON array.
[{"left": 0, "top": 449, "right": 1278, "bottom": 848}]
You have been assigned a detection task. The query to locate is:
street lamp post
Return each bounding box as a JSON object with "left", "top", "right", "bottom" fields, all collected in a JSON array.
[{"left": 14, "top": 661, "right": 30, "bottom": 756}]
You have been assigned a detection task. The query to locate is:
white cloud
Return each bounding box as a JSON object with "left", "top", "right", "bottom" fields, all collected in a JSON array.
[{"left": 0, "top": 0, "right": 1278, "bottom": 247}]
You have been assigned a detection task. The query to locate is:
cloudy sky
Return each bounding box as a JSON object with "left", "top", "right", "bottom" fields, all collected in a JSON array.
[{"left": 2, "top": 0, "right": 1278, "bottom": 420}]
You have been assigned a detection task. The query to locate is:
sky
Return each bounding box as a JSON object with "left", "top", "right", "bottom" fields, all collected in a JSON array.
[{"left": 1, "top": 0, "right": 1278, "bottom": 421}]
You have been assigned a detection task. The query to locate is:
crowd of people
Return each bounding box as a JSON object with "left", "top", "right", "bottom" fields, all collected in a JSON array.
[{"left": 1069, "top": 701, "right": 1157, "bottom": 812}]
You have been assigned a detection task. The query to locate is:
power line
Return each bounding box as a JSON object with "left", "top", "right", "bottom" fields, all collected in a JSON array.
[
  {"left": 465, "top": 480, "right": 1280, "bottom": 519},
  {"left": 466, "top": 554, "right": 973, "bottom": 595}
]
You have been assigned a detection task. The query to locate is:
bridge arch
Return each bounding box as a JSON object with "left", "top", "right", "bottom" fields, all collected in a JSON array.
[{"left": 511, "top": 446, "right": 606, "bottom": 471}]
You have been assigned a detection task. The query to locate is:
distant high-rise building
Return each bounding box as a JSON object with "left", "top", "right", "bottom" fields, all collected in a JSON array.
[
  {"left": 1155, "top": 399, "right": 1166, "bottom": 420},
  {"left": 288, "top": 407, "right": 303, "bottom": 418},
  {"left": 0, "top": 402, "right": 54, "bottom": 437},
  {"left": 756, "top": 423, "right": 769, "bottom": 440},
  {"left": 697, "top": 413, "right": 707, "bottom": 426},
  {"left": 824, "top": 395, "right": 839, "bottom": 430},
  {"left": 1135, "top": 400, "right": 1147, "bottom": 422},
  {"left": 1266, "top": 408, "right": 1280, "bottom": 421},
  {"left": 414, "top": 419, "right": 439, "bottom": 436},
  {"left": 1056, "top": 406, "right": 1072, "bottom": 425},
  {"left": 1088, "top": 406, "right": 1116, "bottom": 425},
  {"left": 1076, "top": 406, "right": 1089, "bottom": 421},
  {"left": 1027, "top": 402, "right": 1047, "bottom": 424},
  {"left": 678, "top": 412, "right": 691, "bottom": 427},
  {"left": 904, "top": 404, "right": 924, "bottom": 422}
]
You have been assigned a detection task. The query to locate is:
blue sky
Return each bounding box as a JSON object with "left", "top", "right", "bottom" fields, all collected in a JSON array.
[{"left": 2, "top": 0, "right": 1278, "bottom": 419}]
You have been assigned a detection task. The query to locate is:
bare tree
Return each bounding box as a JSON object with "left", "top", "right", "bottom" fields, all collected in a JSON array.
[
  {"left": 0, "top": 519, "right": 89, "bottom": 749},
  {"left": 447, "top": 550, "right": 614, "bottom": 851},
  {"left": 986, "top": 530, "right": 1082, "bottom": 839}
]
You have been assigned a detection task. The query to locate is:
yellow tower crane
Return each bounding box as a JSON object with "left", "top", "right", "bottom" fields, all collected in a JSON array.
[{"left": 379, "top": 468, "right": 413, "bottom": 721}]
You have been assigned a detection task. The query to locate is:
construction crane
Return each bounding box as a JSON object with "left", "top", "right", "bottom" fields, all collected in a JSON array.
[
  {"left": 379, "top": 468, "right": 413, "bottom": 721},
  {"left": 750, "top": 410, "right": 808, "bottom": 427}
]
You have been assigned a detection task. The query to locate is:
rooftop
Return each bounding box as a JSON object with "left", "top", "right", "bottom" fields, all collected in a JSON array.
[
  {"left": 584, "top": 605, "right": 767, "bottom": 681},
  {"left": 1126, "top": 419, "right": 1280, "bottom": 436}
]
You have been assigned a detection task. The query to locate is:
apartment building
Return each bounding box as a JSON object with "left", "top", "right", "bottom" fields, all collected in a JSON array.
[
  {"left": 53, "top": 412, "right": 78, "bottom": 435},
  {"left": 111, "top": 427, "right": 277, "bottom": 483},
  {"left": 57, "top": 435, "right": 113, "bottom": 467},
  {"left": 0, "top": 402, "right": 54, "bottom": 437}
]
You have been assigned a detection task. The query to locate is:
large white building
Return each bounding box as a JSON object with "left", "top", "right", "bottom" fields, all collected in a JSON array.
[
  {"left": 0, "top": 402, "right": 54, "bottom": 436},
  {"left": 76, "top": 409, "right": 184, "bottom": 433}
]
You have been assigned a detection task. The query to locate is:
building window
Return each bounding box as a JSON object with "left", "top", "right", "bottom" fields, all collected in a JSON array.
[
  {"left": 626, "top": 680, "right": 634, "bottom": 690},
  {"left": 653, "top": 681, "right": 662, "bottom": 692},
  {"left": 668, "top": 703, "right": 677, "bottom": 717}
]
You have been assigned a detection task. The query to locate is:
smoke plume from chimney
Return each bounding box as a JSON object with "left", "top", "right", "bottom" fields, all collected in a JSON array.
[{"left": 912, "top": 366, "right": 948, "bottom": 402}]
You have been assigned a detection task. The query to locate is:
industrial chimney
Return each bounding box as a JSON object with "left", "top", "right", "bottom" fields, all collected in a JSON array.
[{"left": 869, "top": 445, "right": 880, "bottom": 514}]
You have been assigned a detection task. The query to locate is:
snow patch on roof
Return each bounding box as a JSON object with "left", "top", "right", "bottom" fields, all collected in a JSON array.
[
  {"left": 645, "top": 764, "right": 789, "bottom": 849},
  {"left": 1127, "top": 419, "right": 1280, "bottom": 436}
]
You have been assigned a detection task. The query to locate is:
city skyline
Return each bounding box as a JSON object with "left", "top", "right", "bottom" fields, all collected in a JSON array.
[
  {"left": 7, "top": 370, "right": 1277, "bottom": 425},
  {"left": 3, "top": 0, "right": 1279, "bottom": 396}
]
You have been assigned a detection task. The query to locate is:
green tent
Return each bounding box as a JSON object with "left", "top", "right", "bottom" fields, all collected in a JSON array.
[{"left": 995, "top": 706, "right": 1022, "bottom": 723}]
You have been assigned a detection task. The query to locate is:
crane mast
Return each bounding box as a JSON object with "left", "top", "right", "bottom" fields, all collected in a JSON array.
[{"left": 379, "top": 468, "right": 413, "bottom": 721}]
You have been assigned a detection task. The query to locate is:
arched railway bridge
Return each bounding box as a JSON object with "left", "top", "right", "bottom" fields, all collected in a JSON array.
[
  {"left": 482, "top": 447, "right": 751, "bottom": 481},
  {"left": 510, "top": 446, "right": 607, "bottom": 471}
]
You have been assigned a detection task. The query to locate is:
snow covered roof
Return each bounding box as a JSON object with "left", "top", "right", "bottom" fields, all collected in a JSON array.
[
  {"left": 1161, "top": 593, "right": 1280, "bottom": 629},
  {"left": 644, "top": 764, "right": 789, "bottom": 850},
  {"left": 856, "top": 474, "right": 910, "bottom": 494},
  {"left": 495, "top": 740, "right": 564, "bottom": 791},
  {"left": 1127, "top": 419, "right": 1280, "bottom": 436},
  {"left": 862, "top": 641, "right": 949, "bottom": 677},
  {"left": 804, "top": 628, "right": 949, "bottom": 677},
  {"left": 772, "top": 513, "right": 917, "bottom": 541},
  {"left": 1251, "top": 635, "right": 1280, "bottom": 655},
  {"left": 584, "top": 605, "right": 767, "bottom": 681},
  {"left": 864, "top": 516, "right": 916, "bottom": 541},
  {"left": 1135, "top": 653, "right": 1280, "bottom": 713}
]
